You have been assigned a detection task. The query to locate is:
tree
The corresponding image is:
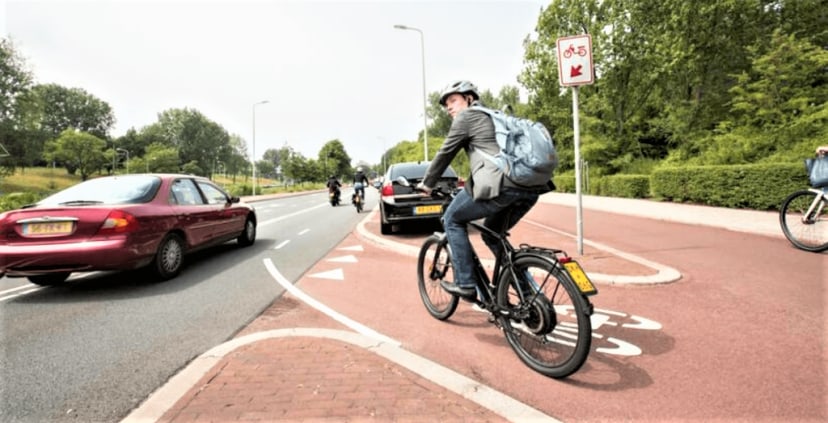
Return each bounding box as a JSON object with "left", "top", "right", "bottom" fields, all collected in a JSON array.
[
  {"left": 225, "top": 134, "right": 249, "bottom": 182},
  {"left": 0, "top": 37, "right": 35, "bottom": 173},
  {"left": 318, "top": 139, "right": 351, "bottom": 180},
  {"left": 43, "top": 129, "right": 107, "bottom": 180},
  {"left": 30, "top": 83, "right": 115, "bottom": 140},
  {"left": 152, "top": 108, "right": 230, "bottom": 177}
]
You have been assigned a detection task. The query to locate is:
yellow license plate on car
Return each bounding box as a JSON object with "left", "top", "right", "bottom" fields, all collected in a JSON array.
[
  {"left": 24, "top": 221, "right": 74, "bottom": 236},
  {"left": 414, "top": 205, "right": 442, "bottom": 215},
  {"left": 563, "top": 261, "right": 597, "bottom": 295}
]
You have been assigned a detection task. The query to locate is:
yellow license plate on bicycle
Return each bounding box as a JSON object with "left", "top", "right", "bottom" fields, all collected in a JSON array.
[{"left": 563, "top": 261, "right": 597, "bottom": 296}]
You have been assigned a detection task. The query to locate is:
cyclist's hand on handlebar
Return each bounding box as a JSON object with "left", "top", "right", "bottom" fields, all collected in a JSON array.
[{"left": 415, "top": 182, "right": 433, "bottom": 195}]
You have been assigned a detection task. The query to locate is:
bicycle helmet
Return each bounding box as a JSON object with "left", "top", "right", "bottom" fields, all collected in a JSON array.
[{"left": 439, "top": 80, "right": 480, "bottom": 106}]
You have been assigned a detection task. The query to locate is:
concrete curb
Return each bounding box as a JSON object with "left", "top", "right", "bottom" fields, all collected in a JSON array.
[
  {"left": 120, "top": 328, "right": 559, "bottom": 423},
  {"left": 538, "top": 192, "right": 783, "bottom": 239},
  {"left": 355, "top": 205, "right": 682, "bottom": 285}
]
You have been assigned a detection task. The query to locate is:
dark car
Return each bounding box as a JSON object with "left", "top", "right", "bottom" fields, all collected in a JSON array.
[
  {"left": 0, "top": 174, "right": 257, "bottom": 285},
  {"left": 378, "top": 161, "right": 461, "bottom": 235}
]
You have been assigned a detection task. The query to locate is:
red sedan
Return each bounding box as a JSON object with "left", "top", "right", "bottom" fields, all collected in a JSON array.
[{"left": 0, "top": 173, "right": 257, "bottom": 286}]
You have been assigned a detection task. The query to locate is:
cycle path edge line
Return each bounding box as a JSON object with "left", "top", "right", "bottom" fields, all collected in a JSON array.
[{"left": 357, "top": 207, "right": 682, "bottom": 285}]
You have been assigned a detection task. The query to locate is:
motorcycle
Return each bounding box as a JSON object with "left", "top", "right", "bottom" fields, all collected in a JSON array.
[{"left": 329, "top": 187, "right": 341, "bottom": 206}]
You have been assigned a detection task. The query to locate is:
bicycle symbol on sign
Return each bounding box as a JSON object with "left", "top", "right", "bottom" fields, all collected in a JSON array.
[{"left": 563, "top": 44, "right": 588, "bottom": 59}]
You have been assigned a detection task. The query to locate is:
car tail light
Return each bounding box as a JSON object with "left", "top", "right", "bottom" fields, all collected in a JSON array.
[
  {"left": 381, "top": 182, "right": 394, "bottom": 197},
  {"left": 457, "top": 177, "right": 465, "bottom": 188},
  {"left": 0, "top": 213, "right": 8, "bottom": 241},
  {"left": 96, "top": 210, "right": 139, "bottom": 235}
]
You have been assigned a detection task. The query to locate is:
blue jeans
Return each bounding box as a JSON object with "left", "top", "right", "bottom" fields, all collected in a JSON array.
[
  {"left": 354, "top": 182, "right": 365, "bottom": 199},
  {"left": 442, "top": 188, "right": 539, "bottom": 288}
]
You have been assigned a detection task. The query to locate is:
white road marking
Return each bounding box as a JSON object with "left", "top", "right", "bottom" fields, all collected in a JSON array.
[
  {"left": 298, "top": 229, "right": 310, "bottom": 236},
  {"left": 326, "top": 255, "right": 357, "bottom": 263},
  {"left": 307, "top": 268, "right": 345, "bottom": 280},
  {"left": 263, "top": 259, "right": 399, "bottom": 346},
  {"left": 274, "top": 240, "right": 290, "bottom": 250},
  {"left": 338, "top": 244, "right": 364, "bottom": 252},
  {"left": 0, "top": 286, "right": 43, "bottom": 302}
]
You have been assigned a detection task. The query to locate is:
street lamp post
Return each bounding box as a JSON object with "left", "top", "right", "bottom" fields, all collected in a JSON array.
[
  {"left": 116, "top": 148, "right": 129, "bottom": 173},
  {"left": 252, "top": 100, "right": 269, "bottom": 196},
  {"left": 394, "top": 24, "right": 429, "bottom": 162}
]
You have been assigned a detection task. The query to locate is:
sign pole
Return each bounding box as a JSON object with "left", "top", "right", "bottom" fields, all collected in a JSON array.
[
  {"left": 556, "top": 33, "right": 593, "bottom": 257},
  {"left": 572, "top": 86, "right": 583, "bottom": 255}
]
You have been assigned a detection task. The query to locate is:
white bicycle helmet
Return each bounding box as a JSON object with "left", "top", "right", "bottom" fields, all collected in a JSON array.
[{"left": 439, "top": 80, "right": 480, "bottom": 106}]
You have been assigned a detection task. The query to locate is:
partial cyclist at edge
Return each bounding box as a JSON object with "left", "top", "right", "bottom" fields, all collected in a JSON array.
[{"left": 417, "top": 80, "right": 555, "bottom": 301}]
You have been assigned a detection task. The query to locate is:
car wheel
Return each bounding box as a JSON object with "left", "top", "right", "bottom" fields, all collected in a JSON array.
[
  {"left": 237, "top": 216, "right": 256, "bottom": 247},
  {"left": 27, "top": 272, "right": 71, "bottom": 286},
  {"left": 380, "top": 221, "right": 393, "bottom": 235},
  {"left": 153, "top": 233, "right": 184, "bottom": 280}
]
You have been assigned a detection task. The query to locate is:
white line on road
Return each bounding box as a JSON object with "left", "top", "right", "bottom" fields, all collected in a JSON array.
[
  {"left": 298, "top": 229, "right": 310, "bottom": 236},
  {"left": 274, "top": 240, "right": 290, "bottom": 250},
  {"left": 263, "top": 258, "right": 400, "bottom": 347},
  {"left": 0, "top": 286, "right": 43, "bottom": 302}
]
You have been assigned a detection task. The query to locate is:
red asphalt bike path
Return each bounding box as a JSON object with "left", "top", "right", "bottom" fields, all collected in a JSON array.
[{"left": 125, "top": 193, "right": 826, "bottom": 422}]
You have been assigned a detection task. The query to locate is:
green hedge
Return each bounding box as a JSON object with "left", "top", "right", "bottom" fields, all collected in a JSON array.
[
  {"left": 552, "top": 162, "right": 807, "bottom": 210},
  {"left": 552, "top": 174, "right": 649, "bottom": 198},
  {"left": 651, "top": 163, "right": 804, "bottom": 210}
]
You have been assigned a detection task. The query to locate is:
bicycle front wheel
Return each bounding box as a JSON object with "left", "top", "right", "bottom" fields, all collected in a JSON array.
[
  {"left": 780, "top": 189, "right": 828, "bottom": 252},
  {"left": 417, "top": 234, "right": 459, "bottom": 320},
  {"left": 496, "top": 253, "right": 592, "bottom": 379}
]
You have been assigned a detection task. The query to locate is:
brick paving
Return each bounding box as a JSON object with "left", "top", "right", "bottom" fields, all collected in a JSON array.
[{"left": 157, "top": 336, "right": 507, "bottom": 423}]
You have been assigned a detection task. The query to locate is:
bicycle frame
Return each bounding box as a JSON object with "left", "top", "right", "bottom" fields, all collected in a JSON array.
[
  {"left": 466, "top": 219, "right": 559, "bottom": 316},
  {"left": 801, "top": 188, "right": 827, "bottom": 223}
]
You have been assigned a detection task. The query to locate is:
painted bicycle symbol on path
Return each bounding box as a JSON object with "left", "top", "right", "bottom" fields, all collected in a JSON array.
[{"left": 553, "top": 306, "right": 662, "bottom": 357}]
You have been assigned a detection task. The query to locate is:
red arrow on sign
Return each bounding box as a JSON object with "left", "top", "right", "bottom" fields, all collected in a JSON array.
[{"left": 571, "top": 65, "right": 583, "bottom": 78}]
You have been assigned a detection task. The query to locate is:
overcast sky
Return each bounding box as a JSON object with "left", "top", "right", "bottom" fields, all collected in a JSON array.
[{"left": 3, "top": 0, "right": 547, "bottom": 166}]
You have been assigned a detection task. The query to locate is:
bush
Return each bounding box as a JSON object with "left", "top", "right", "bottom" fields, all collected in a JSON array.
[
  {"left": 651, "top": 163, "right": 803, "bottom": 210},
  {"left": 596, "top": 175, "right": 650, "bottom": 198},
  {"left": 0, "top": 192, "right": 45, "bottom": 213}
]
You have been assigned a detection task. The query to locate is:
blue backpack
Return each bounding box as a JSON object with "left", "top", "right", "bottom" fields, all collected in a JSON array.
[{"left": 472, "top": 105, "right": 558, "bottom": 187}]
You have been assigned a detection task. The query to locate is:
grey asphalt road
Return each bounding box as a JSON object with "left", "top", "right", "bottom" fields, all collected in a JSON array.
[{"left": 0, "top": 191, "right": 374, "bottom": 423}]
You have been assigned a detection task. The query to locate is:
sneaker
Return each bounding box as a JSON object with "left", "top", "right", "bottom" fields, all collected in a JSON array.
[{"left": 440, "top": 280, "right": 477, "bottom": 301}]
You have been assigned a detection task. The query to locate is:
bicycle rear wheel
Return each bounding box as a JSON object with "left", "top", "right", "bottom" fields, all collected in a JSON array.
[
  {"left": 780, "top": 189, "right": 828, "bottom": 252},
  {"left": 417, "top": 234, "right": 459, "bottom": 320},
  {"left": 496, "top": 253, "right": 592, "bottom": 379}
]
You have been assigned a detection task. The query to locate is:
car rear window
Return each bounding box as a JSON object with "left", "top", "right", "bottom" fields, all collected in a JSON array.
[
  {"left": 390, "top": 163, "right": 457, "bottom": 180},
  {"left": 39, "top": 175, "right": 162, "bottom": 206}
]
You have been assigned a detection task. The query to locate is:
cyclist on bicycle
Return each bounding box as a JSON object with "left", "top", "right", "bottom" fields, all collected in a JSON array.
[
  {"left": 417, "top": 80, "right": 554, "bottom": 301},
  {"left": 353, "top": 166, "right": 369, "bottom": 201}
]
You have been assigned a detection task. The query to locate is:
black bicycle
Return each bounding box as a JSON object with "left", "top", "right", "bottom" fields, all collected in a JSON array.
[
  {"left": 352, "top": 189, "right": 364, "bottom": 213},
  {"left": 412, "top": 180, "right": 598, "bottom": 378}
]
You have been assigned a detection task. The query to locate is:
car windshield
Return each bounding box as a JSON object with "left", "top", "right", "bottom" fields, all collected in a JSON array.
[
  {"left": 39, "top": 175, "right": 162, "bottom": 206},
  {"left": 390, "top": 163, "right": 457, "bottom": 180}
]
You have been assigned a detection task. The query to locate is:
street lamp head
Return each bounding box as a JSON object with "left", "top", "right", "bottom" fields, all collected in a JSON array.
[{"left": 394, "top": 24, "right": 407, "bottom": 29}]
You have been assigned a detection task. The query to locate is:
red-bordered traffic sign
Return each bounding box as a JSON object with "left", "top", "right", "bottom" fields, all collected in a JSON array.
[{"left": 556, "top": 34, "right": 594, "bottom": 87}]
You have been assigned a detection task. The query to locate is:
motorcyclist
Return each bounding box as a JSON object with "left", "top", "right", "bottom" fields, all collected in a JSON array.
[
  {"left": 326, "top": 175, "right": 341, "bottom": 202},
  {"left": 352, "top": 166, "right": 369, "bottom": 201}
]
